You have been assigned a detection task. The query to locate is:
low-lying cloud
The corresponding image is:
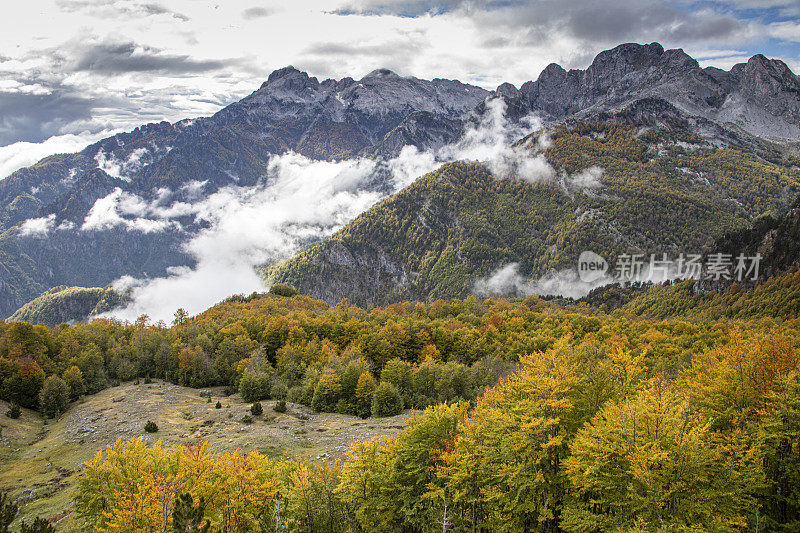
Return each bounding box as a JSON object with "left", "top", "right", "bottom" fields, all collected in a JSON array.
[
  {"left": 474, "top": 264, "right": 617, "bottom": 299},
  {"left": 99, "top": 96, "right": 556, "bottom": 322},
  {"left": 474, "top": 258, "right": 678, "bottom": 300},
  {"left": 18, "top": 214, "right": 56, "bottom": 237},
  {"left": 104, "top": 153, "right": 386, "bottom": 322},
  {"left": 0, "top": 130, "right": 117, "bottom": 179}
]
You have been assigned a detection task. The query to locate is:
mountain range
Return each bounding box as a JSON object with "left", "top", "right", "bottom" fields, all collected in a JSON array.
[{"left": 2, "top": 42, "right": 800, "bottom": 323}]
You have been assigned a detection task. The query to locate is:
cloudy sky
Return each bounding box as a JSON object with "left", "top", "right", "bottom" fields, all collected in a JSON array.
[{"left": 1, "top": 0, "right": 799, "bottom": 175}]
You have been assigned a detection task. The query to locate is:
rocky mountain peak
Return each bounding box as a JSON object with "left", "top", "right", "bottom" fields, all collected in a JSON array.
[
  {"left": 266, "top": 66, "right": 319, "bottom": 93},
  {"left": 266, "top": 65, "right": 303, "bottom": 82},
  {"left": 495, "top": 82, "right": 520, "bottom": 99},
  {"left": 538, "top": 63, "right": 568, "bottom": 83},
  {"left": 737, "top": 54, "right": 799, "bottom": 86},
  {"left": 589, "top": 42, "right": 665, "bottom": 71},
  {"left": 363, "top": 68, "right": 402, "bottom": 80}
]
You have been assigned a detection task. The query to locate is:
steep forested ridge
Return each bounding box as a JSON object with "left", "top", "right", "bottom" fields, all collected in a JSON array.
[{"left": 269, "top": 112, "right": 800, "bottom": 306}]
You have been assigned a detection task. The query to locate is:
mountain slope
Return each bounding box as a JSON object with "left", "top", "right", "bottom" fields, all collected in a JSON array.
[
  {"left": 268, "top": 107, "right": 800, "bottom": 306},
  {"left": 0, "top": 71, "right": 489, "bottom": 317},
  {"left": 7, "top": 285, "right": 128, "bottom": 326},
  {"left": 3, "top": 42, "right": 800, "bottom": 318}
]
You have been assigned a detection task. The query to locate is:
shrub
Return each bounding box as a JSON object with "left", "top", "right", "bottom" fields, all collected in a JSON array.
[
  {"left": 272, "top": 382, "right": 288, "bottom": 401},
  {"left": 0, "top": 492, "right": 18, "bottom": 530},
  {"left": 355, "top": 372, "right": 377, "bottom": 419},
  {"left": 268, "top": 283, "right": 298, "bottom": 297},
  {"left": 372, "top": 382, "right": 403, "bottom": 417},
  {"left": 144, "top": 420, "right": 159, "bottom": 433},
  {"left": 144, "top": 376, "right": 152, "bottom": 384},
  {"left": 274, "top": 400, "right": 287, "bottom": 413},
  {"left": 39, "top": 375, "right": 70, "bottom": 418},
  {"left": 20, "top": 516, "right": 56, "bottom": 533},
  {"left": 239, "top": 372, "right": 271, "bottom": 403},
  {"left": 250, "top": 402, "right": 263, "bottom": 416},
  {"left": 215, "top": 401, "right": 222, "bottom": 409},
  {"left": 62, "top": 366, "right": 85, "bottom": 400},
  {"left": 286, "top": 385, "right": 307, "bottom": 404},
  {"left": 311, "top": 370, "right": 341, "bottom": 412},
  {"left": 6, "top": 404, "right": 21, "bottom": 419},
  {"left": 240, "top": 415, "right": 253, "bottom": 424},
  {"left": 172, "top": 493, "right": 211, "bottom": 532}
]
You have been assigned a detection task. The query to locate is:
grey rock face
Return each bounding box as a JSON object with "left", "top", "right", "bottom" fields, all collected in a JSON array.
[{"left": 509, "top": 42, "right": 800, "bottom": 140}]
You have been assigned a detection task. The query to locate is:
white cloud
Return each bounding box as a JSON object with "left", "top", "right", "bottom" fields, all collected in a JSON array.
[
  {"left": 104, "top": 152, "right": 387, "bottom": 321},
  {"left": 474, "top": 253, "right": 687, "bottom": 299},
  {"left": 570, "top": 165, "right": 604, "bottom": 190},
  {"left": 439, "top": 98, "right": 555, "bottom": 183},
  {"left": 81, "top": 187, "right": 180, "bottom": 233},
  {"left": 0, "top": 130, "right": 117, "bottom": 179},
  {"left": 387, "top": 145, "right": 438, "bottom": 189},
  {"left": 18, "top": 214, "right": 56, "bottom": 237},
  {"left": 474, "top": 263, "right": 616, "bottom": 299}
]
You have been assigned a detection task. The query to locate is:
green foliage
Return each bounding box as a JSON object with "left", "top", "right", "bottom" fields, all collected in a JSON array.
[
  {"left": 250, "top": 402, "right": 262, "bottom": 416},
  {"left": 238, "top": 372, "right": 271, "bottom": 403},
  {"left": 268, "top": 283, "right": 298, "bottom": 297},
  {"left": 271, "top": 382, "right": 288, "bottom": 401},
  {"left": 62, "top": 365, "right": 85, "bottom": 400},
  {"left": 354, "top": 372, "right": 376, "bottom": 419},
  {"left": 2, "top": 357, "right": 45, "bottom": 409},
  {"left": 214, "top": 401, "right": 221, "bottom": 409},
  {"left": 759, "top": 371, "right": 800, "bottom": 530},
  {"left": 372, "top": 381, "right": 403, "bottom": 417},
  {"left": 38, "top": 375, "right": 69, "bottom": 418},
  {"left": 624, "top": 271, "right": 800, "bottom": 320},
  {"left": 144, "top": 420, "right": 158, "bottom": 433},
  {"left": 273, "top": 400, "right": 287, "bottom": 413},
  {"left": 5, "top": 404, "right": 20, "bottom": 419},
  {"left": 172, "top": 493, "right": 211, "bottom": 533},
  {"left": 311, "top": 369, "right": 341, "bottom": 412},
  {"left": 19, "top": 517, "right": 55, "bottom": 533},
  {"left": 0, "top": 492, "right": 17, "bottom": 533},
  {"left": 240, "top": 414, "right": 253, "bottom": 424}
]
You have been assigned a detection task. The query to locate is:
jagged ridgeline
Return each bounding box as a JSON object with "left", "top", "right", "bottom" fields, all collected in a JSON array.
[{"left": 3, "top": 41, "right": 800, "bottom": 320}]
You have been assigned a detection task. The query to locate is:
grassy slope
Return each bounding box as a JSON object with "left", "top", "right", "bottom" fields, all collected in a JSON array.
[{"left": 0, "top": 381, "right": 413, "bottom": 531}]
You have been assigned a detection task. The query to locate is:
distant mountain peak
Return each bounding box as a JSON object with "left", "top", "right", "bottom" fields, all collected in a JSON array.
[
  {"left": 512, "top": 41, "right": 799, "bottom": 139},
  {"left": 267, "top": 65, "right": 304, "bottom": 82},
  {"left": 363, "top": 68, "right": 402, "bottom": 79},
  {"left": 260, "top": 65, "right": 319, "bottom": 93}
]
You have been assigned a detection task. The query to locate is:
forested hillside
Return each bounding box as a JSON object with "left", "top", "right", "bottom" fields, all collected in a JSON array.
[
  {"left": 269, "top": 109, "right": 800, "bottom": 306},
  {"left": 1, "top": 275, "right": 797, "bottom": 530},
  {"left": 6, "top": 286, "right": 128, "bottom": 327}
]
